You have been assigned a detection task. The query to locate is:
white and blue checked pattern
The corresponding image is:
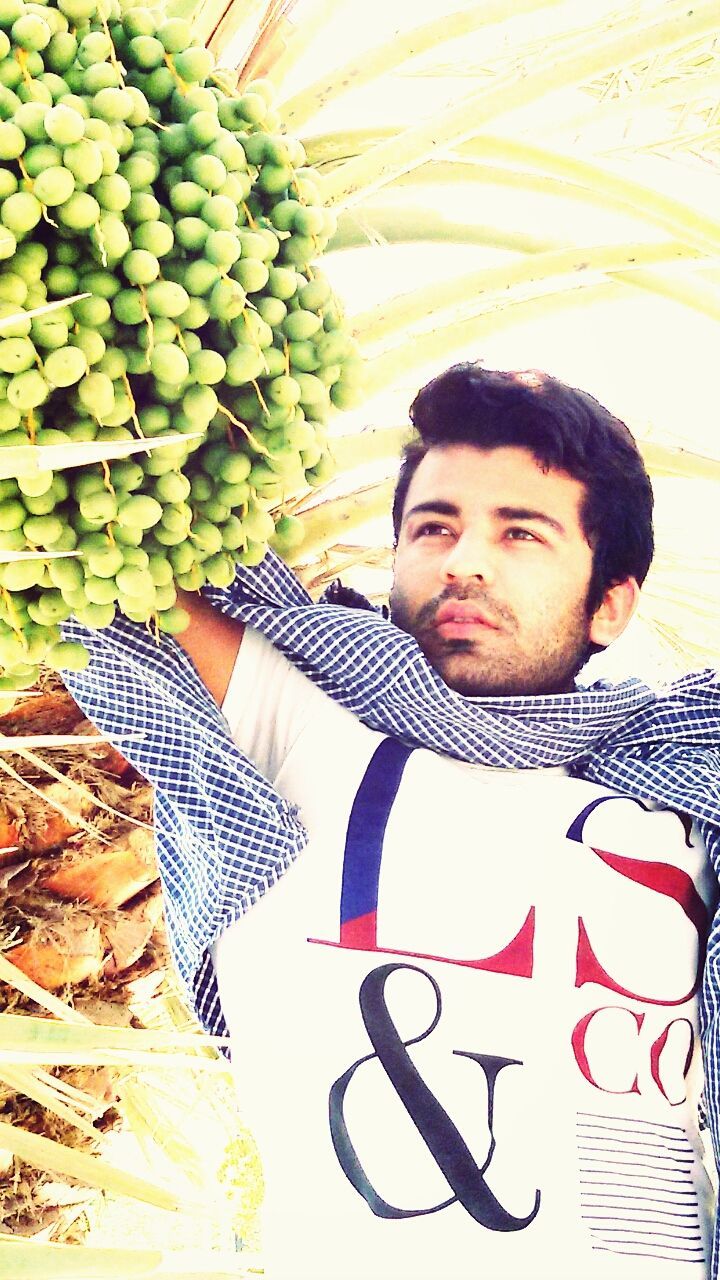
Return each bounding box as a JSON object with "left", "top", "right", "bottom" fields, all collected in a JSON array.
[{"left": 62, "top": 551, "right": 720, "bottom": 1272}]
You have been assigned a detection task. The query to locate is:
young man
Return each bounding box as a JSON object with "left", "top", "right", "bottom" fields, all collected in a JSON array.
[{"left": 63, "top": 364, "right": 720, "bottom": 1280}]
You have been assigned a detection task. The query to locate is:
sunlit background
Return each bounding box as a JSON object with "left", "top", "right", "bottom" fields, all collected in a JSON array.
[{"left": 221, "top": 0, "right": 720, "bottom": 685}]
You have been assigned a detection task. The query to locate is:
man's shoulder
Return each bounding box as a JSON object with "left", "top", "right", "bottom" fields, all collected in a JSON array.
[{"left": 175, "top": 589, "right": 245, "bottom": 707}]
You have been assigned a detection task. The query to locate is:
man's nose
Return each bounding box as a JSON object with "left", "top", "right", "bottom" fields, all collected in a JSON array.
[{"left": 440, "top": 532, "right": 495, "bottom": 585}]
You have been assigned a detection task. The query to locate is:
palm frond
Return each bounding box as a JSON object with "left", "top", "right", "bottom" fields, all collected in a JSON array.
[
  {"left": 351, "top": 240, "right": 709, "bottom": 351},
  {"left": 241, "top": 0, "right": 335, "bottom": 88},
  {"left": 232, "top": 0, "right": 300, "bottom": 82},
  {"left": 0, "top": 1065, "right": 106, "bottom": 1142},
  {"left": 0, "top": 296, "right": 89, "bottom": 330},
  {"left": 0, "top": 1120, "right": 190, "bottom": 1212},
  {"left": 285, "top": 479, "right": 396, "bottom": 565},
  {"left": 0, "top": 1237, "right": 249, "bottom": 1278},
  {"left": 0, "top": 434, "right": 201, "bottom": 484},
  {"left": 361, "top": 281, "right": 623, "bottom": 398},
  {"left": 279, "top": 0, "right": 568, "bottom": 128},
  {"left": 317, "top": 0, "right": 720, "bottom": 207},
  {"left": 0, "top": 1013, "right": 228, "bottom": 1063}
]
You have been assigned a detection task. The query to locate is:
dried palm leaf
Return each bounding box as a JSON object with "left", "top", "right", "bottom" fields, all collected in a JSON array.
[
  {"left": 0, "top": 1120, "right": 190, "bottom": 1212},
  {"left": 0, "top": 760, "right": 108, "bottom": 848},
  {"left": 230, "top": 0, "right": 296, "bottom": 82},
  {"left": 0, "top": 1013, "right": 228, "bottom": 1063},
  {"left": 4, "top": 913, "right": 106, "bottom": 991},
  {"left": 0, "top": 1066, "right": 107, "bottom": 1143},
  {"left": 0, "top": 954, "right": 87, "bottom": 1024},
  {"left": 0, "top": 1237, "right": 251, "bottom": 1278},
  {"left": 295, "top": 543, "right": 394, "bottom": 596},
  {"left": 239, "top": 0, "right": 334, "bottom": 89},
  {"left": 6, "top": 747, "right": 151, "bottom": 834}
]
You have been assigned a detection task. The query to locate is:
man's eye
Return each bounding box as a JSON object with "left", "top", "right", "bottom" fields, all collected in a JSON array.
[
  {"left": 415, "top": 522, "right": 452, "bottom": 538},
  {"left": 506, "top": 527, "right": 539, "bottom": 542}
]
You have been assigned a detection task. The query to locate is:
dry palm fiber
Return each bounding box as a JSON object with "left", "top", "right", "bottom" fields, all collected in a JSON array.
[
  {"left": 0, "top": 1062, "right": 120, "bottom": 1239},
  {"left": 0, "top": 679, "right": 175, "bottom": 1245}
]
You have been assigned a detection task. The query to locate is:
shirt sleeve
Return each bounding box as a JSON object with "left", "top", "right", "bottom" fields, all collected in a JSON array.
[
  {"left": 222, "top": 624, "right": 329, "bottom": 785},
  {"left": 60, "top": 610, "right": 308, "bottom": 1038}
]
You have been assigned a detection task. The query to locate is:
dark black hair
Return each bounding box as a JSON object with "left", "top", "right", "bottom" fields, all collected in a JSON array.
[{"left": 392, "top": 362, "right": 654, "bottom": 615}]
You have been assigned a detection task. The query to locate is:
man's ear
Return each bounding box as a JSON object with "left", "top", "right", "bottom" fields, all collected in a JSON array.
[{"left": 589, "top": 577, "right": 640, "bottom": 649}]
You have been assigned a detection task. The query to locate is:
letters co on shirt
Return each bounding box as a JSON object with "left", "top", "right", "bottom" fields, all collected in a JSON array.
[{"left": 307, "top": 737, "right": 711, "bottom": 1233}]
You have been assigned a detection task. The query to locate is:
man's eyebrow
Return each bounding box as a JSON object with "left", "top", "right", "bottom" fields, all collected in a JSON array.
[
  {"left": 403, "top": 500, "right": 461, "bottom": 523},
  {"left": 403, "top": 500, "right": 567, "bottom": 535},
  {"left": 495, "top": 506, "right": 566, "bottom": 535}
]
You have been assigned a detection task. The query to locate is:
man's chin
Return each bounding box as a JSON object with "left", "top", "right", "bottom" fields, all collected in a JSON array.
[
  {"left": 432, "top": 650, "right": 581, "bottom": 698},
  {"left": 437, "top": 665, "right": 515, "bottom": 697},
  {"left": 423, "top": 646, "right": 514, "bottom": 697}
]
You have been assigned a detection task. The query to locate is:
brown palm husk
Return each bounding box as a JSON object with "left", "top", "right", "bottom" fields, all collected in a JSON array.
[{"left": 0, "top": 678, "right": 173, "bottom": 1244}]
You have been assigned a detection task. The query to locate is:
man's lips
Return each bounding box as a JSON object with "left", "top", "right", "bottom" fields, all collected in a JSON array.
[{"left": 433, "top": 601, "right": 501, "bottom": 633}]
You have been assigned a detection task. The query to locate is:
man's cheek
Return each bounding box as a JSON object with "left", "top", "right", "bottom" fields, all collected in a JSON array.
[{"left": 388, "top": 584, "right": 412, "bottom": 631}]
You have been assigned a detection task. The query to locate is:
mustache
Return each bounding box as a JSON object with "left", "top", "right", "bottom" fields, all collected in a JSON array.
[{"left": 413, "top": 587, "right": 516, "bottom": 631}]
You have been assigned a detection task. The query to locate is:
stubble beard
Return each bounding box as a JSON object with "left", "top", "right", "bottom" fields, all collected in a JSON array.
[{"left": 388, "top": 584, "right": 592, "bottom": 697}]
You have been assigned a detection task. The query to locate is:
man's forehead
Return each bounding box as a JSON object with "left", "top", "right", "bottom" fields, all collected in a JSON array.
[
  {"left": 402, "top": 443, "right": 588, "bottom": 529},
  {"left": 407, "top": 442, "right": 573, "bottom": 491}
]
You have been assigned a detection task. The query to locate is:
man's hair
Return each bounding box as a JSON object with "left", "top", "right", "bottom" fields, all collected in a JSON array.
[{"left": 392, "top": 363, "right": 654, "bottom": 615}]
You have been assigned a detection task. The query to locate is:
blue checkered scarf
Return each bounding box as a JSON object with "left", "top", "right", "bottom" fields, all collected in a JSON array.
[{"left": 62, "top": 550, "right": 720, "bottom": 1263}]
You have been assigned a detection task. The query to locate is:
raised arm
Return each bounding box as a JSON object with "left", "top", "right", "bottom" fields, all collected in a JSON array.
[{"left": 175, "top": 589, "right": 245, "bottom": 708}]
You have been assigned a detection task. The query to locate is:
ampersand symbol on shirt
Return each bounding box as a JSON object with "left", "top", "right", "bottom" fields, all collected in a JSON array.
[{"left": 328, "top": 962, "right": 541, "bottom": 1228}]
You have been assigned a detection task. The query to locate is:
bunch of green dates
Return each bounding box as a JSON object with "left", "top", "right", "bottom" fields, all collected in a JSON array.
[{"left": 0, "top": 0, "right": 363, "bottom": 686}]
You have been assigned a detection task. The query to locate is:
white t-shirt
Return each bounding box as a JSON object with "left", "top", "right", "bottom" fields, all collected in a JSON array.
[{"left": 212, "top": 627, "right": 716, "bottom": 1280}]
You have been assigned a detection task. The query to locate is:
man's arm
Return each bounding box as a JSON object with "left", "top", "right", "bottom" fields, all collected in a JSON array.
[{"left": 175, "top": 590, "right": 245, "bottom": 708}]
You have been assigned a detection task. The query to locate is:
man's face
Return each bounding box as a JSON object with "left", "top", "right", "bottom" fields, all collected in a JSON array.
[{"left": 390, "top": 444, "right": 610, "bottom": 697}]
